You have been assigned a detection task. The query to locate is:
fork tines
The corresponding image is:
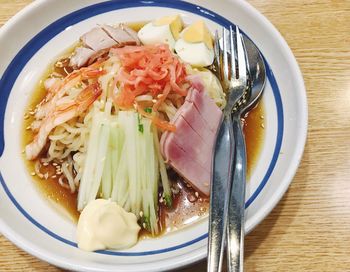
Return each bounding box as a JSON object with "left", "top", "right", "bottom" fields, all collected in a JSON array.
[{"left": 213, "top": 25, "right": 248, "bottom": 87}]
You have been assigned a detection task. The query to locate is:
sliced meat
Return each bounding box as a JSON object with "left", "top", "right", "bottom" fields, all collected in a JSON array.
[
  {"left": 70, "top": 24, "right": 141, "bottom": 69},
  {"left": 160, "top": 85, "right": 223, "bottom": 196},
  {"left": 187, "top": 74, "right": 205, "bottom": 91},
  {"left": 178, "top": 99, "right": 215, "bottom": 145},
  {"left": 186, "top": 87, "right": 222, "bottom": 133},
  {"left": 70, "top": 47, "right": 95, "bottom": 68},
  {"left": 162, "top": 138, "right": 211, "bottom": 195},
  {"left": 86, "top": 48, "right": 110, "bottom": 66},
  {"left": 102, "top": 24, "right": 140, "bottom": 45},
  {"left": 81, "top": 27, "right": 117, "bottom": 51},
  {"left": 162, "top": 115, "right": 211, "bottom": 169},
  {"left": 121, "top": 24, "right": 141, "bottom": 45}
]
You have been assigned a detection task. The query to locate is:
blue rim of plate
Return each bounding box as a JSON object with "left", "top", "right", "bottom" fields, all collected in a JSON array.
[{"left": 0, "top": 0, "right": 284, "bottom": 256}]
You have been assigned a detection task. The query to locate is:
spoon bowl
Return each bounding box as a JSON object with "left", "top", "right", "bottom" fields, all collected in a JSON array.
[{"left": 241, "top": 35, "right": 266, "bottom": 114}]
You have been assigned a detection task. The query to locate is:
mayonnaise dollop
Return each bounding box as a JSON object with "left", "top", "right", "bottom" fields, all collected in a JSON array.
[{"left": 77, "top": 199, "right": 140, "bottom": 251}]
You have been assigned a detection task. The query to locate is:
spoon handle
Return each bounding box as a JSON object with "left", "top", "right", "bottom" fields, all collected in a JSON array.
[
  {"left": 208, "top": 114, "right": 235, "bottom": 272},
  {"left": 227, "top": 115, "right": 246, "bottom": 272}
]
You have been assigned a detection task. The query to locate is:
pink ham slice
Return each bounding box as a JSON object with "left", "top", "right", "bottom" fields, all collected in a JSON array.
[
  {"left": 163, "top": 139, "right": 211, "bottom": 195},
  {"left": 186, "top": 86, "right": 222, "bottom": 133},
  {"left": 70, "top": 24, "right": 140, "bottom": 68},
  {"left": 160, "top": 83, "right": 222, "bottom": 196},
  {"left": 163, "top": 115, "right": 212, "bottom": 169}
]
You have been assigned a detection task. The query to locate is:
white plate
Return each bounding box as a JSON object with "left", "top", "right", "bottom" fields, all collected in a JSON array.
[{"left": 0, "top": 0, "right": 307, "bottom": 271}]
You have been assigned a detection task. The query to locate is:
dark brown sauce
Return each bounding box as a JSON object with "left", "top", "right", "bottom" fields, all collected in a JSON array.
[
  {"left": 23, "top": 94, "right": 79, "bottom": 221},
  {"left": 22, "top": 22, "right": 265, "bottom": 235},
  {"left": 159, "top": 170, "right": 210, "bottom": 232},
  {"left": 21, "top": 157, "right": 80, "bottom": 222},
  {"left": 244, "top": 102, "right": 265, "bottom": 179},
  {"left": 22, "top": 45, "right": 80, "bottom": 222}
]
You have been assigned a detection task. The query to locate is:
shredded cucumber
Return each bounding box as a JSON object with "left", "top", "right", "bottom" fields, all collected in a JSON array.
[
  {"left": 101, "top": 147, "right": 112, "bottom": 198},
  {"left": 88, "top": 122, "right": 110, "bottom": 200},
  {"left": 77, "top": 107, "right": 102, "bottom": 211},
  {"left": 77, "top": 107, "right": 169, "bottom": 234},
  {"left": 153, "top": 126, "right": 172, "bottom": 207}
]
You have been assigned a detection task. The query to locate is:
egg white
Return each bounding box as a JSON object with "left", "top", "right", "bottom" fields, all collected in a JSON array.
[
  {"left": 175, "top": 39, "right": 214, "bottom": 67},
  {"left": 137, "top": 22, "right": 176, "bottom": 50}
]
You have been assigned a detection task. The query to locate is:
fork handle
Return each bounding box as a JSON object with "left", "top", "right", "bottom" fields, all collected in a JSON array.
[
  {"left": 208, "top": 114, "right": 235, "bottom": 272},
  {"left": 227, "top": 115, "right": 246, "bottom": 272}
]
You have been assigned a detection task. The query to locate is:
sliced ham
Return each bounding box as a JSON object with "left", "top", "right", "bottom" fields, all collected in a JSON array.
[
  {"left": 70, "top": 24, "right": 140, "bottom": 68},
  {"left": 163, "top": 139, "right": 211, "bottom": 195},
  {"left": 176, "top": 98, "right": 215, "bottom": 145},
  {"left": 160, "top": 84, "right": 222, "bottom": 196},
  {"left": 186, "top": 87, "right": 222, "bottom": 133},
  {"left": 162, "top": 115, "right": 211, "bottom": 169}
]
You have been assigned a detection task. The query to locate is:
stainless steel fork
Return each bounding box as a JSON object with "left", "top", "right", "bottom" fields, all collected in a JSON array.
[
  {"left": 208, "top": 26, "right": 249, "bottom": 272},
  {"left": 226, "top": 27, "right": 249, "bottom": 272}
]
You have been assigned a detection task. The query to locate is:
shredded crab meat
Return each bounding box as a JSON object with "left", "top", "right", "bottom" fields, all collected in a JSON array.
[{"left": 111, "top": 44, "right": 189, "bottom": 130}]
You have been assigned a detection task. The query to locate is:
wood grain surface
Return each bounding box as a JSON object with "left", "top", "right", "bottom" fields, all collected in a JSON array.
[{"left": 1, "top": 0, "right": 350, "bottom": 271}]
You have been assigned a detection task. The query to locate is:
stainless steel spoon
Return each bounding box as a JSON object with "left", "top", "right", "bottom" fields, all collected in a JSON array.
[
  {"left": 207, "top": 27, "right": 266, "bottom": 272},
  {"left": 242, "top": 35, "right": 266, "bottom": 113},
  {"left": 226, "top": 35, "right": 266, "bottom": 272}
]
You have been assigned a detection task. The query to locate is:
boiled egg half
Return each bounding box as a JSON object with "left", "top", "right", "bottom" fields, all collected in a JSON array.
[
  {"left": 137, "top": 15, "right": 183, "bottom": 50},
  {"left": 175, "top": 20, "right": 214, "bottom": 67}
]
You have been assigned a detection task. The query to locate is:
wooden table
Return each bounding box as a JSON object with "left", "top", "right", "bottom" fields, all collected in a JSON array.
[{"left": 1, "top": 0, "right": 350, "bottom": 271}]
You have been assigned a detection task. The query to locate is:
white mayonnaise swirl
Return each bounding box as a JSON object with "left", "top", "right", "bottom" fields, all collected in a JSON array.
[{"left": 77, "top": 199, "right": 140, "bottom": 251}]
